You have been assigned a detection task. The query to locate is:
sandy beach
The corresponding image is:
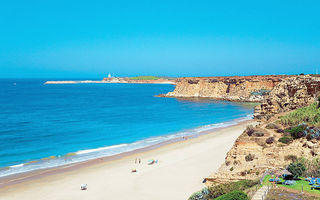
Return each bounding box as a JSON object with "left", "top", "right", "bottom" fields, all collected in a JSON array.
[{"left": 0, "top": 120, "right": 255, "bottom": 200}]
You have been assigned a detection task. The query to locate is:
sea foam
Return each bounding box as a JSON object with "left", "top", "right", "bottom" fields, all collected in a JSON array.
[{"left": 0, "top": 115, "right": 252, "bottom": 178}]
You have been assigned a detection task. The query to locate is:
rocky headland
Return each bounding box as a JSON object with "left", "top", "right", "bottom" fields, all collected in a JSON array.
[
  {"left": 161, "top": 74, "right": 320, "bottom": 190},
  {"left": 201, "top": 75, "right": 320, "bottom": 186},
  {"left": 255, "top": 75, "right": 320, "bottom": 119},
  {"left": 159, "top": 75, "right": 294, "bottom": 102}
]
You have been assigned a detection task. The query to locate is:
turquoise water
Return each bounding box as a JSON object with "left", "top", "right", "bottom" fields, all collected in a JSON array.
[{"left": 0, "top": 79, "right": 255, "bottom": 177}]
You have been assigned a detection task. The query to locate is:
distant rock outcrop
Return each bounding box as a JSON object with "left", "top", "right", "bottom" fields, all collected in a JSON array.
[
  {"left": 255, "top": 76, "right": 320, "bottom": 119},
  {"left": 161, "top": 75, "right": 292, "bottom": 102}
]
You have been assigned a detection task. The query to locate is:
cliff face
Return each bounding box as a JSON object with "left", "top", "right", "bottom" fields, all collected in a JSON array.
[
  {"left": 255, "top": 76, "right": 320, "bottom": 118},
  {"left": 163, "top": 76, "right": 291, "bottom": 102},
  {"left": 161, "top": 75, "right": 320, "bottom": 116},
  {"left": 207, "top": 120, "right": 320, "bottom": 184}
]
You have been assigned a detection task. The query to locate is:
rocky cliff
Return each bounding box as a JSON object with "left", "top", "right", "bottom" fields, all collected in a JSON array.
[
  {"left": 200, "top": 75, "right": 320, "bottom": 185},
  {"left": 161, "top": 75, "right": 292, "bottom": 102},
  {"left": 255, "top": 75, "right": 320, "bottom": 119},
  {"left": 160, "top": 75, "right": 320, "bottom": 116},
  {"left": 207, "top": 119, "right": 320, "bottom": 184}
]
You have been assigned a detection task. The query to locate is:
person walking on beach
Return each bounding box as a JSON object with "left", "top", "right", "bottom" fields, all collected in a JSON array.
[{"left": 139, "top": 158, "right": 141, "bottom": 164}]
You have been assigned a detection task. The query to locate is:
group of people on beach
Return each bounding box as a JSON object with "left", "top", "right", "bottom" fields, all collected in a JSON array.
[{"left": 131, "top": 158, "right": 159, "bottom": 173}]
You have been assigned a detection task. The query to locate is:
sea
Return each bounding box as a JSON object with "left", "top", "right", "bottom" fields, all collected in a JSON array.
[{"left": 0, "top": 79, "right": 256, "bottom": 177}]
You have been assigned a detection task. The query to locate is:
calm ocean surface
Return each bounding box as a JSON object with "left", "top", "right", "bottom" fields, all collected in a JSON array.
[{"left": 0, "top": 79, "right": 255, "bottom": 177}]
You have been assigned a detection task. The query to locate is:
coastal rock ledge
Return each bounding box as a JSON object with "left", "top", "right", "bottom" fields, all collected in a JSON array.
[
  {"left": 160, "top": 75, "right": 320, "bottom": 119},
  {"left": 160, "top": 75, "right": 293, "bottom": 102}
]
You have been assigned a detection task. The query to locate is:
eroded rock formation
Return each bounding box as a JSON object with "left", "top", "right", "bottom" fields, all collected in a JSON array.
[
  {"left": 255, "top": 76, "right": 320, "bottom": 118},
  {"left": 161, "top": 75, "right": 292, "bottom": 102},
  {"left": 160, "top": 75, "right": 320, "bottom": 118},
  {"left": 207, "top": 121, "right": 320, "bottom": 184}
]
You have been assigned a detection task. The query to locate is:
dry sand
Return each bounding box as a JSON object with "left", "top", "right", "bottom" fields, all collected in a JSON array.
[{"left": 0, "top": 120, "right": 255, "bottom": 200}]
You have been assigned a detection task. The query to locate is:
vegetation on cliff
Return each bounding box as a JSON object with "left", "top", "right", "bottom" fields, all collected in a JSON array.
[
  {"left": 256, "top": 76, "right": 320, "bottom": 118},
  {"left": 259, "top": 157, "right": 320, "bottom": 198},
  {"left": 266, "top": 188, "right": 319, "bottom": 200},
  {"left": 215, "top": 190, "right": 248, "bottom": 200},
  {"left": 278, "top": 136, "right": 293, "bottom": 144},
  {"left": 280, "top": 103, "right": 320, "bottom": 126},
  {"left": 129, "top": 76, "right": 159, "bottom": 80},
  {"left": 287, "top": 161, "right": 306, "bottom": 178},
  {"left": 207, "top": 98, "right": 320, "bottom": 188},
  {"left": 293, "top": 157, "right": 320, "bottom": 177},
  {"left": 188, "top": 180, "right": 258, "bottom": 200},
  {"left": 187, "top": 77, "right": 320, "bottom": 199}
]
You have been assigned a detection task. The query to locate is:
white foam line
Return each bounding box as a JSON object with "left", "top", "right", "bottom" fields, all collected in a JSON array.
[
  {"left": 0, "top": 115, "right": 253, "bottom": 178},
  {"left": 76, "top": 144, "right": 128, "bottom": 155},
  {"left": 10, "top": 164, "right": 24, "bottom": 168}
]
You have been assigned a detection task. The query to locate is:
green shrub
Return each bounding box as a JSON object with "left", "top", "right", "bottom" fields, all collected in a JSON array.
[
  {"left": 188, "top": 191, "right": 205, "bottom": 200},
  {"left": 265, "top": 123, "right": 279, "bottom": 129},
  {"left": 188, "top": 187, "right": 209, "bottom": 200},
  {"left": 278, "top": 136, "right": 293, "bottom": 144},
  {"left": 208, "top": 180, "right": 257, "bottom": 199},
  {"left": 215, "top": 190, "right": 249, "bottom": 200},
  {"left": 287, "top": 162, "right": 306, "bottom": 178},
  {"left": 286, "top": 125, "right": 306, "bottom": 139}
]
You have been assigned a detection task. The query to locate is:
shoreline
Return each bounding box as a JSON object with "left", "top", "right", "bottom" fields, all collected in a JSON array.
[
  {"left": 0, "top": 116, "right": 252, "bottom": 179},
  {"left": 0, "top": 119, "right": 256, "bottom": 200}
]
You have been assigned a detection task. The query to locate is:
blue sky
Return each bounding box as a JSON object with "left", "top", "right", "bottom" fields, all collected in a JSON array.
[{"left": 0, "top": 0, "right": 319, "bottom": 78}]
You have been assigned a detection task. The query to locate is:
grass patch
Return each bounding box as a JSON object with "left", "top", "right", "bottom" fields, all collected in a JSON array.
[
  {"left": 215, "top": 190, "right": 249, "bottom": 200},
  {"left": 208, "top": 180, "right": 258, "bottom": 199},
  {"left": 129, "top": 76, "right": 159, "bottom": 80},
  {"left": 262, "top": 175, "right": 320, "bottom": 196},
  {"left": 280, "top": 102, "right": 320, "bottom": 126}
]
